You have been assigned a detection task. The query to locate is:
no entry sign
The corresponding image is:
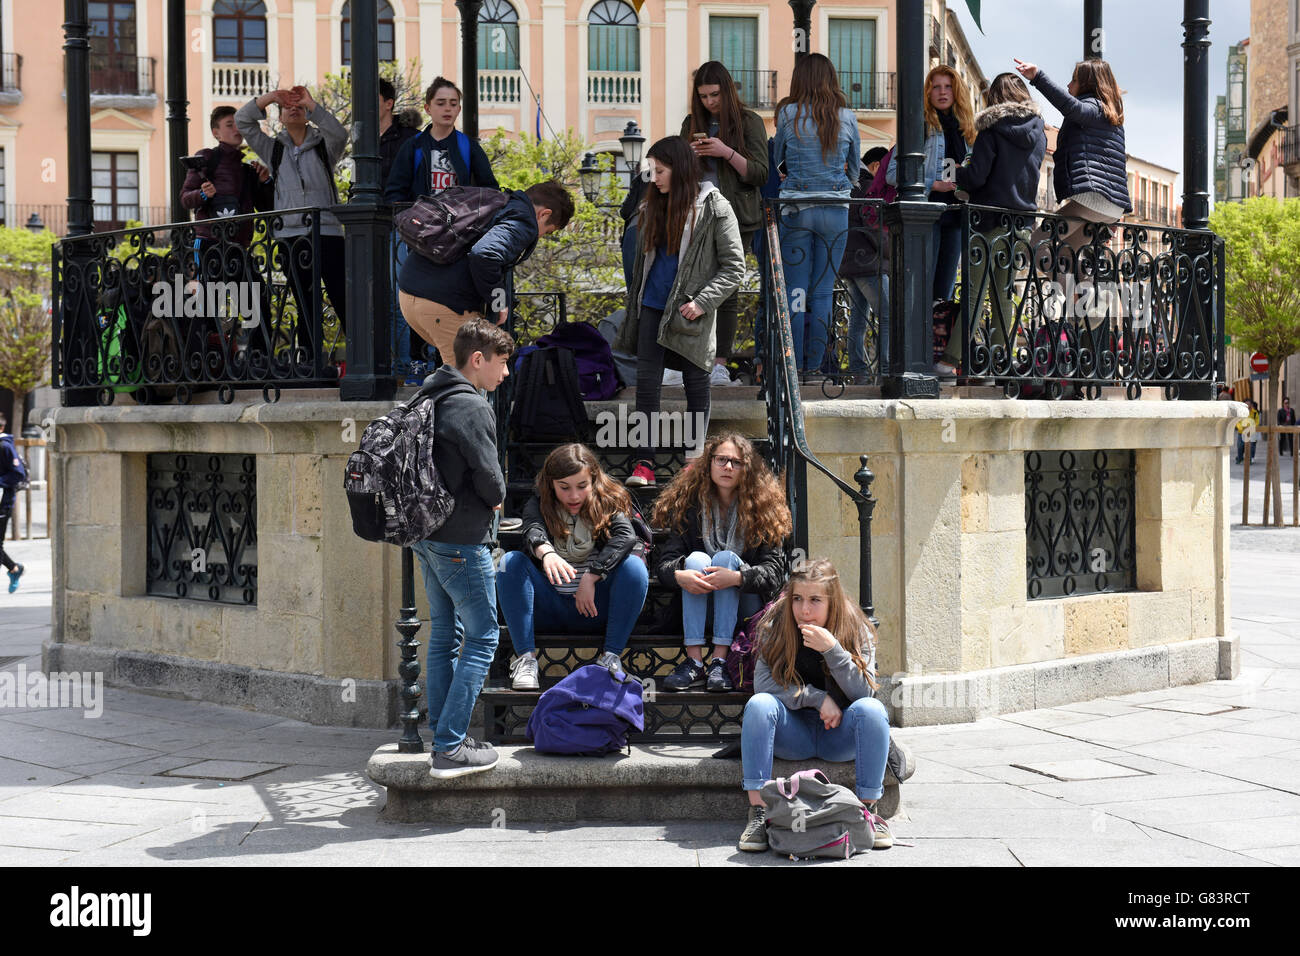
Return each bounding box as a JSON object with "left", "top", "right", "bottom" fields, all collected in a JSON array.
[{"left": 1250, "top": 352, "right": 1269, "bottom": 374}]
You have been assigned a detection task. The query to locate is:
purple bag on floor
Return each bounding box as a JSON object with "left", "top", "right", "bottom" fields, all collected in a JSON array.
[
  {"left": 523, "top": 321, "right": 623, "bottom": 401},
  {"left": 526, "top": 664, "right": 645, "bottom": 755},
  {"left": 725, "top": 600, "right": 776, "bottom": 693}
]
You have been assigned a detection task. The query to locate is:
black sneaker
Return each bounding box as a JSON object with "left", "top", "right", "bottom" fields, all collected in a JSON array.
[
  {"left": 430, "top": 739, "right": 499, "bottom": 778},
  {"left": 706, "top": 657, "right": 734, "bottom": 692},
  {"left": 664, "top": 657, "right": 706, "bottom": 692},
  {"left": 738, "top": 804, "right": 769, "bottom": 852}
]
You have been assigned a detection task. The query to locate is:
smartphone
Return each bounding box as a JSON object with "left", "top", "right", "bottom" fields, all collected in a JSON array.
[
  {"left": 178, "top": 155, "right": 207, "bottom": 172},
  {"left": 692, "top": 133, "right": 707, "bottom": 141}
]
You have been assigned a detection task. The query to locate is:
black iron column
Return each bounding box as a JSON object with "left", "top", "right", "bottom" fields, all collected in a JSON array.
[
  {"left": 63, "top": 0, "right": 92, "bottom": 237},
  {"left": 1084, "top": 0, "right": 1103, "bottom": 60},
  {"left": 854, "top": 455, "right": 878, "bottom": 628},
  {"left": 1183, "top": 0, "right": 1211, "bottom": 230},
  {"left": 338, "top": 0, "right": 396, "bottom": 401},
  {"left": 457, "top": 0, "right": 483, "bottom": 139},
  {"left": 883, "top": 0, "right": 940, "bottom": 398},
  {"left": 395, "top": 546, "right": 424, "bottom": 753},
  {"left": 789, "top": 0, "right": 815, "bottom": 59},
  {"left": 165, "top": 0, "right": 189, "bottom": 224}
]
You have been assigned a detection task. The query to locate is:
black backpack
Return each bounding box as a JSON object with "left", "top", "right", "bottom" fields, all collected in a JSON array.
[
  {"left": 394, "top": 186, "right": 510, "bottom": 264},
  {"left": 509, "top": 346, "right": 590, "bottom": 442}
]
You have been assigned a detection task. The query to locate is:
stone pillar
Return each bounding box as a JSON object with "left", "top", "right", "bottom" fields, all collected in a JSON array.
[{"left": 541, "top": 0, "right": 567, "bottom": 133}]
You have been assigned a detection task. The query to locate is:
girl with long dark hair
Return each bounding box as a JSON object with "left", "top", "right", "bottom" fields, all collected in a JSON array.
[
  {"left": 681, "top": 61, "right": 770, "bottom": 385},
  {"left": 612, "top": 136, "right": 745, "bottom": 488}
]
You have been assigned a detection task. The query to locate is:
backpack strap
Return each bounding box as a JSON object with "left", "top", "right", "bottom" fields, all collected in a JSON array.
[
  {"left": 270, "top": 137, "right": 338, "bottom": 205},
  {"left": 271, "top": 140, "right": 284, "bottom": 177},
  {"left": 552, "top": 348, "right": 591, "bottom": 440},
  {"left": 456, "top": 130, "right": 472, "bottom": 182},
  {"left": 413, "top": 145, "right": 424, "bottom": 185}
]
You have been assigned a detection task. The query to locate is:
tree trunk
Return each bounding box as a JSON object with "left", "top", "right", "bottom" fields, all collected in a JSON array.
[
  {"left": 9, "top": 388, "right": 26, "bottom": 438},
  {"left": 1268, "top": 366, "right": 1284, "bottom": 527}
]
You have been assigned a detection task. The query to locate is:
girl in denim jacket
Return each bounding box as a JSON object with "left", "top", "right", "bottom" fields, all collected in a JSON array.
[{"left": 772, "top": 53, "right": 860, "bottom": 379}]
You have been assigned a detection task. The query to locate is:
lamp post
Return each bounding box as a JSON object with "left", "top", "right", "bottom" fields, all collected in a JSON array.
[
  {"left": 579, "top": 151, "right": 601, "bottom": 205},
  {"left": 618, "top": 120, "right": 645, "bottom": 180},
  {"left": 24, "top": 213, "right": 44, "bottom": 233}
]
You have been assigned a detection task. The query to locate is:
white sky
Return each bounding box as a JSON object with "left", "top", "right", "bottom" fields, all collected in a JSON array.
[{"left": 949, "top": 0, "right": 1254, "bottom": 199}]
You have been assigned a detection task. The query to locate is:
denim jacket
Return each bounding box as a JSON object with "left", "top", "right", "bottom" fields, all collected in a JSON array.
[
  {"left": 773, "top": 104, "right": 861, "bottom": 194},
  {"left": 885, "top": 128, "right": 945, "bottom": 193}
]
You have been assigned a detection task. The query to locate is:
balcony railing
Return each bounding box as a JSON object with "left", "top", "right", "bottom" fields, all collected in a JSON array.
[
  {"left": 1282, "top": 124, "right": 1300, "bottom": 168},
  {"left": 840, "top": 71, "right": 896, "bottom": 111},
  {"left": 2, "top": 203, "right": 171, "bottom": 235},
  {"left": 588, "top": 71, "right": 641, "bottom": 107},
  {"left": 0, "top": 52, "right": 20, "bottom": 92},
  {"left": 729, "top": 69, "right": 778, "bottom": 110},
  {"left": 479, "top": 70, "right": 523, "bottom": 106},
  {"left": 89, "top": 53, "right": 155, "bottom": 96},
  {"left": 212, "top": 63, "right": 273, "bottom": 99}
]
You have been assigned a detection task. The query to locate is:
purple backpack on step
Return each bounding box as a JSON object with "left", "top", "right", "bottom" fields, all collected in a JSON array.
[
  {"left": 725, "top": 600, "right": 776, "bottom": 693},
  {"left": 526, "top": 664, "right": 645, "bottom": 755},
  {"left": 522, "top": 321, "right": 623, "bottom": 401}
]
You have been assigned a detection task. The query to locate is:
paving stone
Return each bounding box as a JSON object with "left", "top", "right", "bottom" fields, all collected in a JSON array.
[
  {"left": 1095, "top": 788, "right": 1300, "bottom": 829},
  {"left": 1134, "top": 699, "right": 1245, "bottom": 716},
  {"left": 1026, "top": 771, "right": 1260, "bottom": 806},
  {"left": 0, "top": 756, "right": 81, "bottom": 796},
  {"left": 896, "top": 782, "right": 1065, "bottom": 810},
  {"left": 0, "top": 791, "right": 205, "bottom": 827},
  {"left": 1051, "top": 711, "right": 1244, "bottom": 747},
  {"left": 161, "top": 760, "right": 288, "bottom": 781},
  {"left": 1127, "top": 729, "right": 1300, "bottom": 766},
  {"left": 1013, "top": 759, "right": 1149, "bottom": 782},
  {"left": 997, "top": 708, "right": 1104, "bottom": 730},
  {"left": 1239, "top": 844, "right": 1300, "bottom": 866},
  {"left": 0, "top": 815, "right": 150, "bottom": 851},
  {"left": 895, "top": 806, "right": 1148, "bottom": 841},
  {"left": 1000, "top": 837, "right": 1267, "bottom": 867},
  {"left": 1155, "top": 814, "right": 1300, "bottom": 851}
]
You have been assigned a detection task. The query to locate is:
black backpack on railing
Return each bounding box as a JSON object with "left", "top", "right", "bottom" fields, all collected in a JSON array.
[{"left": 509, "top": 345, "right": 591, "bottom": 442}]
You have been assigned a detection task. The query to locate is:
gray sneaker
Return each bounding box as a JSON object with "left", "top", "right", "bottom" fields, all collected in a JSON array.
[
  {"left": 596, "top": 650, "right": 625, "bottom": 677},
  {"left": 738, "top": 804, "right": 768, "bottom": 852},
  {"left": 430, "top": 739, "right": 500, "bottom": 779},
  {"left": 510, "top": 653, "right": 540, "bottom": 691},
  {"left": 887, "top": 736, "right": 915, "bottom": 783}
]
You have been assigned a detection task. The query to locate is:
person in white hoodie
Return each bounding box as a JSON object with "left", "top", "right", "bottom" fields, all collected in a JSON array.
[{"left": 613, "top": 136, "right": 745, "bottom": 488}]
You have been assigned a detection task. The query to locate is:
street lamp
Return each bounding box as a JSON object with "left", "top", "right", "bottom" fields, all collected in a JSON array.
[
  {"left": 24, "top": 213, "right": 44, "bottom": 233},
  {"left": 618, "top": 121, "right": 645, "bottom": 177},
  {"left": 579, "top": 151, "right": 601, "bottom": 205}
]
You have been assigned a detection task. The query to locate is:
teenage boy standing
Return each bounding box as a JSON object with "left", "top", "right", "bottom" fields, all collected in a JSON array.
[
  {"left": 414, "top": 319, "right": 513, "bottom": 777},
  {"left": 385, "top": 77, "right": 498, "bottom": 205}
]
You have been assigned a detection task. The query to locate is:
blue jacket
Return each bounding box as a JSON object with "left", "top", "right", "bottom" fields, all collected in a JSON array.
[
  {"left": 773, "top": 104, "right": 860, "bottom": 194},
  {"left": 955, "top": 101, "right": 1047, "bottom": 211},
  {"left": 1031, "top": 71, "right": 1132, "bottom": 213},
  {"left": 384, "top": 127, "right": 498, "bottom": 205},
  {"left": 0, "top": 432, "right": 23, "bottom": 495},
  {"left": 397, "top": 189, "right": 538, "bottom": 314},
  {"left": 885, "top": 128, "right": 946, "bottom": 195}
]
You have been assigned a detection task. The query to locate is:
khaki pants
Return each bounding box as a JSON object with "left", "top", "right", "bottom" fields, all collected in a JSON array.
[{"left": 398, "top": 292, "right": 482, "bottom": 364}]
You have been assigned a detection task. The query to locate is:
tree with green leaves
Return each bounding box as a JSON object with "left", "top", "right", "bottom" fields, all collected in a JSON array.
[
  {"left": 0, "top": 226, "right": 57, "bottom": 435},
  {"left": 1209, "top": 195, "right": 1300, "bottom": 527}
]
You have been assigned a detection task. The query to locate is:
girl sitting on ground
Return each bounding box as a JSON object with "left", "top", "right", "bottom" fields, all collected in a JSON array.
[
  {"left": 651, "top": 433, "right": 791, "bottom": 693},
  {"left": 736, "top": 558, "right": 893, "bottom": 853},
  {"left": 497, "top": 444, "right": 650, "bottom": 690}
]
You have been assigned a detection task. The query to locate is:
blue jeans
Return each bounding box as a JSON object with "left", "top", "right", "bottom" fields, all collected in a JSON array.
[
  {"left": 411, "top": 540, "right": 500, "bottom": 753},
  {"left": 930, "top": 208, "right": 962, "bottom": 303},
  {"left": 496, "top": 549, "right": 649, "bottom": 656},
  {"left": 780, "top": 203, "right": 849, "bottom": 372},
  {"left": 682, "top": 550, "right": 762, "bottom": 647},
  {"left": 741, "top": 692, "right": 891, "bottom": 801},
  {"left": 844, "top": 273, "right": 889, "bottom": 376}
]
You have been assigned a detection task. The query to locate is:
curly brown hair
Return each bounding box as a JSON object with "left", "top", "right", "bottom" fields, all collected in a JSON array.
[
  {"left": 650, "top": 433, "right": 791, "bottom": 547},
  {"left": 758, "top": 558, "right": 878, "bottom": 691},
  {"left": 536, "top": 444, "right": 636, "bottom": 543}
]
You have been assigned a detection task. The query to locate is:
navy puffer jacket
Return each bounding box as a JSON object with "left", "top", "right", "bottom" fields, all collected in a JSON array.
[
  {"left": 1031, "top": 71, "right": 1132, "bottom": 213},
  {"left": 955, "top": 100, "right": 1047, "bottom": 211}
]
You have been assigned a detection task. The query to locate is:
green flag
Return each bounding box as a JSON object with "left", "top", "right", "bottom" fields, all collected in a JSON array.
[{"left": 966, "top": 0, "right": 983, "bottom": 34}]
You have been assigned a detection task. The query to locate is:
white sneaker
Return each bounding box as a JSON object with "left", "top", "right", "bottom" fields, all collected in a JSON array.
[
  {"left": 510, "top": 653, "right": 540, "bottom": 691},
  {"left": 596, "top": 650, "right": 626, "bottom": 677},
  {"left": 710, "top": 363, "right": 734, "bottom": 386},
  {"left": 662, "top": 369, "right": 684, "bottom": 386}
]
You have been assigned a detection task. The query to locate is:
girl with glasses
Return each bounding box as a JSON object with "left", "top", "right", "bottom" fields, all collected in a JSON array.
[{"left": 650, "top": 433, "right": 792, "bottom": 693}]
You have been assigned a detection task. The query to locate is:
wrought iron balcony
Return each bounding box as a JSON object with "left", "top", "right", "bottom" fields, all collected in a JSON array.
[
  {"left": 0, "top": 52, "right": 20, "bottom": 92},
  {"left": 840, "top": 71, "right": 896, "bottom": 111},
  {"left": 89, "top": 53, "right": 155, "bottom": 96},
  {"left": 729, "top": 69, "right": 778, "bottom": 110},
  {"left": 1282, "top": 124, "right": 1300, "bottom": 168}
]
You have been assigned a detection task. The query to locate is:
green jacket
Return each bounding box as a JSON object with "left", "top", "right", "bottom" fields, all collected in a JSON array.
[
  {"left": 615, "top": 183, "right": 745, "bottom": 373},
  {"left": 678, "top": 108, "right": 770, "bottom": 233}
]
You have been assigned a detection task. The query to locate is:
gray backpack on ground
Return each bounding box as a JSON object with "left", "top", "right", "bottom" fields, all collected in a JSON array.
[
  {"left": 343, "top": 381, "right": 473, "bottom": 545},
  {"left": 760, "top": 769, "right": 874, "bottom": 859}
]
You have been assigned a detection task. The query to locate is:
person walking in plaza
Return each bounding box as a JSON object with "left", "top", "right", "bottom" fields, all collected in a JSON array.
[
  {"left": 650, "top": 433, "right": 791, "bottom": 693},
  {"left": 1236, "top": 399, "right": 1261, "bottom": 465},
  {"left": 773, "top": 53, "right": 861, "bottom": 379},
  {"left": 936, "top": 72, "right": 1046, "bottom": 377},
  {"left": 615, "top": 136, "right": 745, "bottom": 488},
  {"left": 0, "top": 412, "right": 25, "bottom": 593},
  {"left": 885, "top": 65, "right": 977, "bottom": 305},
  {"left": 397, "top": 181, "right": 574, "bottom": 368},
  {"left": 236, "top": 85, "right": 348, "bottom": 374},
  {"left": 1277, "top": 396, "right": 1295, "bottom": 457},
  {"left": 736, "top": 558, "right": 892, "bottom": 853},
  {"left": 1013, "top": 57, "right": 1131, "bottom": 261},
  {"left": 680, "top": 61, "right": 770, "bottom": 386},
  {"left": 497, "top": 443, "right": 650, "bottom": 691},
  {"left": 413, "top": 319, "right": 513, "bottom": 778}
]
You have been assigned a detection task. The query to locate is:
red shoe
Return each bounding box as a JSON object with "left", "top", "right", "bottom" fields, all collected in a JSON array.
[{"left": 626, "top": 462, "right": 656, "bottom": 487}]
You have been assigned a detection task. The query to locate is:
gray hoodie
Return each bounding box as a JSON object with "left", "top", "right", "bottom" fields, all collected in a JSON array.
[
  {"left": 421, "top": 364, "right": 506, "bottom": 546},
  {"left": 753, "top": 632, "right": 878, "bottom": 712},
  {"left": 235, "top": 98, "right": 348, "bottom": 237}
]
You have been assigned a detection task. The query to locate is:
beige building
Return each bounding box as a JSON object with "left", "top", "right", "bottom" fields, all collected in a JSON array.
[{"left": 0, "top": 0, "right": 988, "bottom": 231}]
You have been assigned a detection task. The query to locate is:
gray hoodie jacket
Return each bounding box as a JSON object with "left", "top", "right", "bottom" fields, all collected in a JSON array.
[
  {"left": 235, "top": 98, "right": 347, "bottom": 237},
  {"left": 753, "top": 632, "right": 878, "bottom": 712}
]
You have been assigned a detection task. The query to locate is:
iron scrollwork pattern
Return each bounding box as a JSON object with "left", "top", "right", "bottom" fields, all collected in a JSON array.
[
  {"left": 147, "top": 453, "right": 258, "bottom": 604},
  {"left": 1025, "top": 450, "right": 1136, "bottom": 600}
]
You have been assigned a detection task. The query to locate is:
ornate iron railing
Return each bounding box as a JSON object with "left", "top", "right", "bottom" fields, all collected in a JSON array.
[
  {"left": 53, "top": 209, "right": 341, "bottom": 405},
  {"left": 840, "top": 71, "right": 896, "bottom": 111},
  {"left": 1024, "top": 450, "right": 1136, "bottom": 600},
  {"left": 0, "top": 52, "right": 20, "bottom": 92},
  {"left": 147, "top": 453, "right": 258, "bottom": 605},
  {"left": 953, "top": 204, "right": 1221, "bottom": 399},
  {"left": 87, "top": 53, "right": 155, "bottom": 96}
]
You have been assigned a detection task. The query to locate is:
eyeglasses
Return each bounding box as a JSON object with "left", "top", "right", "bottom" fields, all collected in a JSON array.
[{"left": 712, "top": 455, "right": 745, "bottom": 469}]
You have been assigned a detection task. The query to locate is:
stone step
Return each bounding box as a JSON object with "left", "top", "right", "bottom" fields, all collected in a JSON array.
[
  {"left": 367, "top": 743, "right": 902, "bottom": 823},
  {"left": 481, "top": 686, "right": 748, "bottom": 743}
]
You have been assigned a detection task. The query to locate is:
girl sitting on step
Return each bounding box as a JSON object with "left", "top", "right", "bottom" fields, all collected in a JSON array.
[
  {"left": 651, "top": 433, "right": 791, "bottom": 694},
  {"left": 736, "top": 557, "right": 893, "bottom": 853},
  {"left": 497, "top": 444, "right": 650, "bottom": 691}
]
